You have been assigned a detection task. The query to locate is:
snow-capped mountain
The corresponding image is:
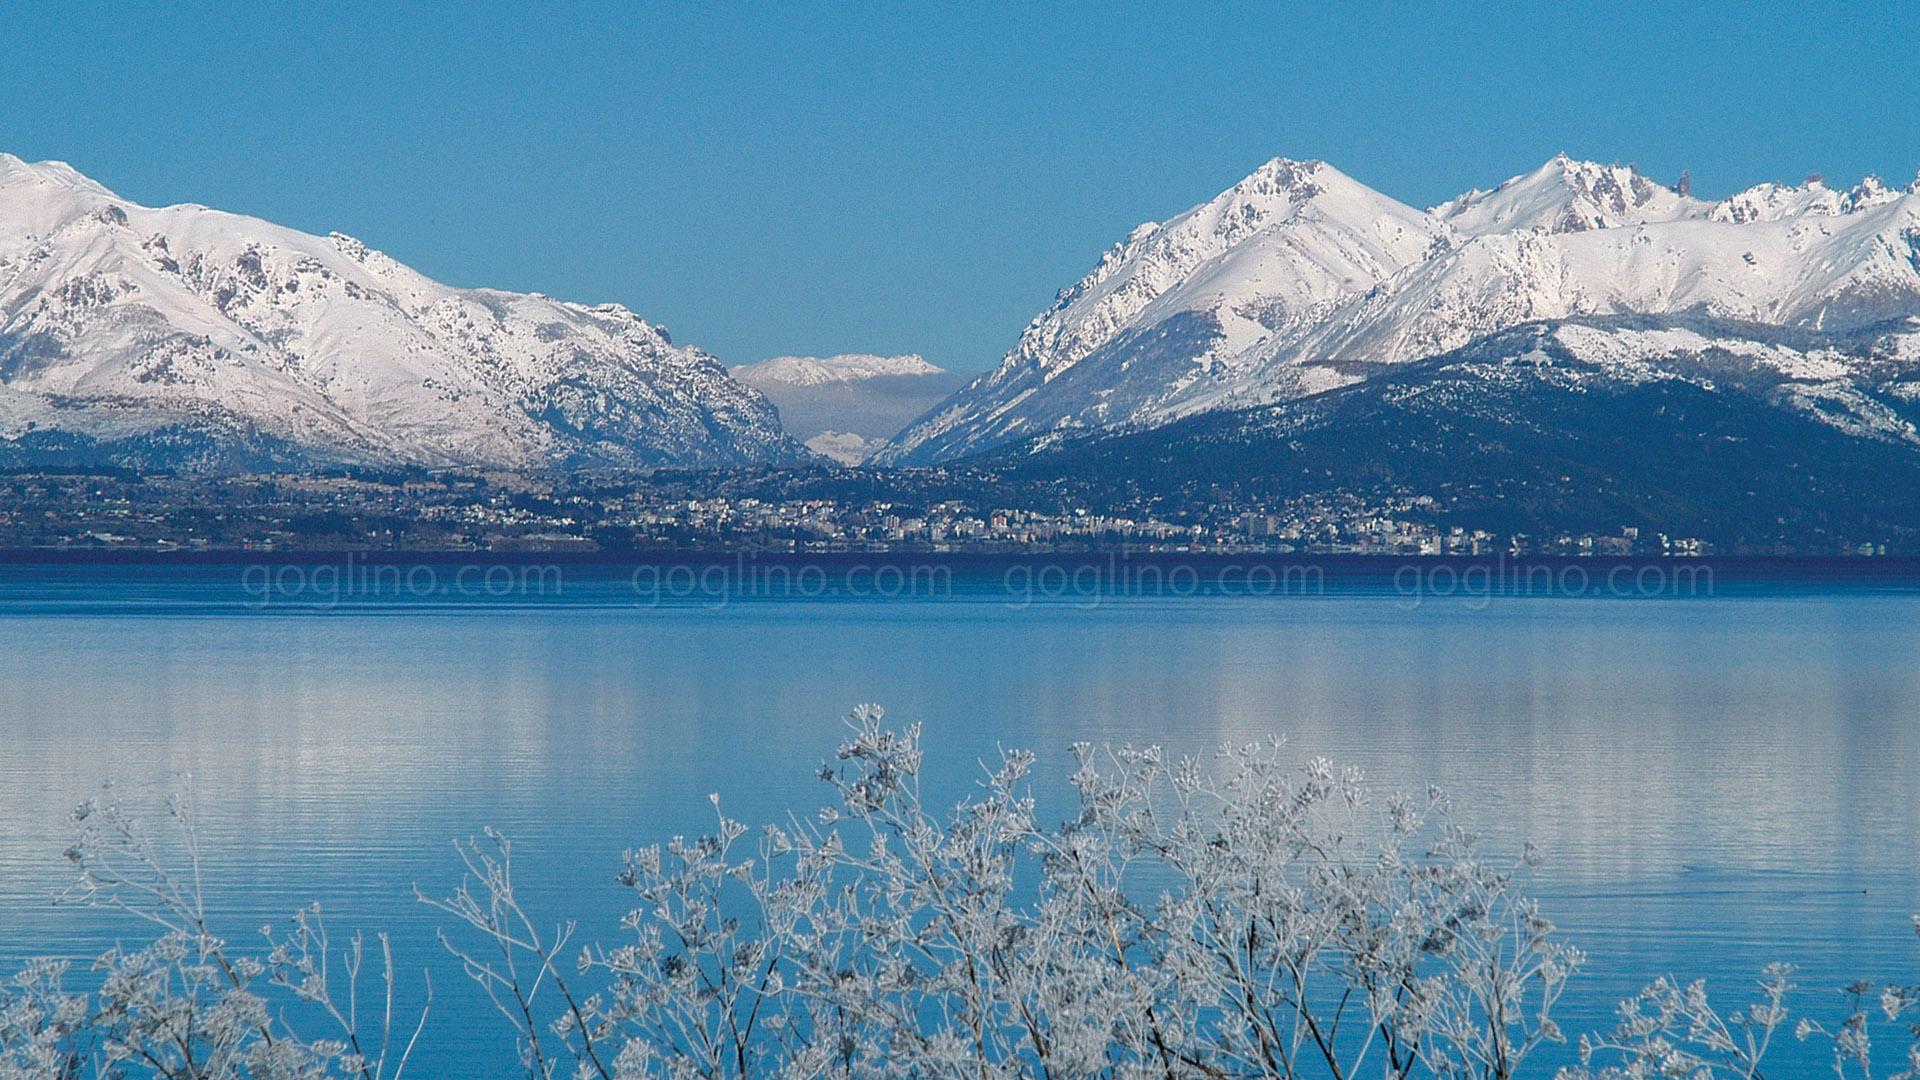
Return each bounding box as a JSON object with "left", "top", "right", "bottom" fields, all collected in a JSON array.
[
  {"left": 733, "top": 352, "right": 946, "bottom": 387},
  {"left": 0, "top": 154, "right": 805, "bottom": 471},
  {"left": 731, "top": 353, "right": 963, "bottom": 463},
  {"left": 881, "top": 154, "right": 1920, "bottom": 464},
  {"left": 877, "top": 158, "right": 1440, "bottom": 462}
]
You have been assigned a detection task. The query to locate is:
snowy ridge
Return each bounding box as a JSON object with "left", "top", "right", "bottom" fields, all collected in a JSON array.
[
  {"left": 882, "top": 155, "right": 1920, "bottom": 464},
  {"left": 0, "top": 154, "right": 804, "bottom": 471},
  {"left": 731, "top": 353, "right": 943, "bottom": 387},
  {"left": 1434, "top": 154, "right": 1712, "bottom": 235}
]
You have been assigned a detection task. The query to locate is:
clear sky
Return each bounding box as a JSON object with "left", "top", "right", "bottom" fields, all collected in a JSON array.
[{"left": 4, "top": 2, "right": 1917, "bottom": 373}]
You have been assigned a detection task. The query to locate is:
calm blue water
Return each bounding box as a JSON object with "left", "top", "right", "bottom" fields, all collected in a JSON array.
[{"left": 1, "top": 557, "right": 1917, "bottom": 1076}]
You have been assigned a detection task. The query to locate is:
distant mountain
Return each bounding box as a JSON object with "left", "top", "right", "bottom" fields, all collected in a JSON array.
[
  {"left": 992, "top": 315, "right": 1920, "bottom": 549},
  {"left": 880, "top": 154, "right": 1920, "bottom": 464},
  {"left": 731, "top": 353, "right": 963, "bottom": 463},
  {"left": 0, "top": 154, "right": 806, "bottom": 472}
]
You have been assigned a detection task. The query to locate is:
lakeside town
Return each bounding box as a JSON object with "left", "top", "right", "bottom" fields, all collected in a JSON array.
[{"left": 0, "top": 468, "right": 1762, "bottom": 557}]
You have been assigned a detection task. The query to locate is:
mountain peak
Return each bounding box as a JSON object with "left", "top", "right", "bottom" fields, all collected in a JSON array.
[
  {"left": 1842, "top": 174, "right": 1901, "bottom": 212},
  {"left": 876, "top": 155, "right": 1438, "bottom": 463},
  {"left": 1245, "top": 155, "right": 1329, "bottom": 185},
  {"left": 0, "top": 153, "right": 113, "bottom": 198},
  {"left": 1257, "top": 154, "right": 1325, "bottom": 170},
  {"left": 1546, "top": 153, "right": 1650, "bottom": 189},
  {"left": 1436, "top": 154, "right": 1702, "bottom": 235},
  {"left": 1217, "top": 157, "right": 1387, "bottom": 213}
]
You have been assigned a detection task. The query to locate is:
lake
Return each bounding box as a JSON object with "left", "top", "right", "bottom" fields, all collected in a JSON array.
[{"left": 1, "top": 555, "right": 1917, "bottom": 1075}]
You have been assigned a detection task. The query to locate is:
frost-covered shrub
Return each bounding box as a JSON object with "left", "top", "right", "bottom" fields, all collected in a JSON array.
[
  {"left": 1, "top": 789, "right": 428, "bottom": 1080},
  {"left": 1557, "top": 953, "right": 1920, "bottom": 1080},
  {"left": 11, "top": 706, "right": 1920, "bottom": 1079},
  {"left": 427, "top": 706, "right": 1579, "bottom": 1079}
]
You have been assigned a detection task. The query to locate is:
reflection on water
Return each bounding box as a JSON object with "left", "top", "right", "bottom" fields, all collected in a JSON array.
[{"left": 1, "top": 563, "right": 1917, "bottom": 1074}]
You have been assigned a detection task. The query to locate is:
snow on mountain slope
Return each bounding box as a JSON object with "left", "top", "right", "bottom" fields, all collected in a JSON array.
[
  {"left": 883, "top": 155, "right": 1920, "bottom": 464},
  {"left": 994, "top": 315, "right": 1920, "bottom": 549},
  {"left": 1710, "top": 173, "right": 1914, "bottom": 224},
  {"left": 1270, "top": 182, "right": 1920, "bottom": 385},
  {"left": 1013, "top": 316, "right": 1920, "bottom": 469},
  {"left": 874, "top": 158, "right": 1440, "bottom": 462},
  {"left": 731, "top": 352, "right": 964, "bottom": 463},
  {"left": 0, "top": 154, "right": 804, "bottom": 471},
  {"left": 1434, "top": 154, "right": 1713, "bottom": 235},
  {"left": 733, "top": 353, "right": 945, "bottom": 387}
]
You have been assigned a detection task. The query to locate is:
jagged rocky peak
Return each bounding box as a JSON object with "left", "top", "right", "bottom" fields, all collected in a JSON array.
[
  {"left": 1112, "top": 157, "right": 1344, "bottom": 249},
  {"left": 1224, "top": 156, "right": 1330, "bottom": 203},
  {"left": 1711, "top": 172, "right": 1909, "bottom": 224},
  {"left": 1850, "top": 174, "right": 1893, "bottom": 205},
  {"left": 1061, "top": 158, "right": 1340, "bottom": 302},
  {"left": 326, "top": 231, "right": 373, "bottom": 261},
  {"left": 1436, "top": 153, "right": 1706, "bottom": 235},
  {"left": 1194, "top": 156, "right": 1427, "bottom": 237}
]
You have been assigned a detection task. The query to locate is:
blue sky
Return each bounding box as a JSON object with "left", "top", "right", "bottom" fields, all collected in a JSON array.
[{"left": 4, "top": 2, "right": 1917, "bottom": 373}]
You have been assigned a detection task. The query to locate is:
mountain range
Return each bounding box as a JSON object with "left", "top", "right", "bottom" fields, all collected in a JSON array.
[
  {"left": 880, "top": 154, "right": 1920, "bottom": 466},
  {"left": 0, "top": 153, "right": 806, "bottom": 471},
  {"left": 8, "top": 146, "right": 1920, "bottom": 548}
]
